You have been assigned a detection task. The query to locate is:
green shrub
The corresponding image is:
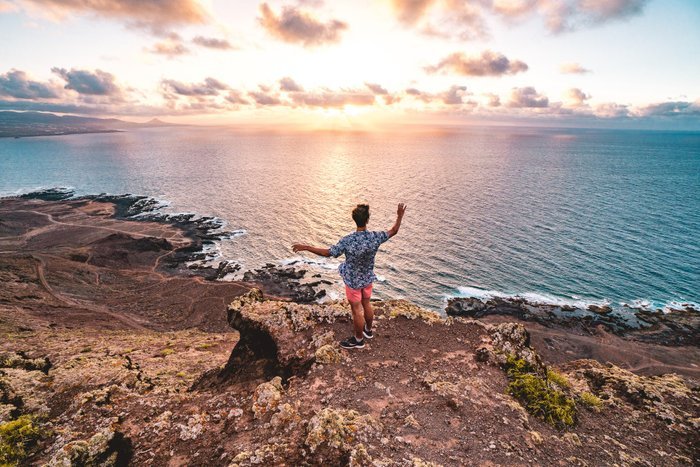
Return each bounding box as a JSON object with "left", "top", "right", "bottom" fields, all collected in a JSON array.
[
  {"left": 159, "top": 348, "right": 175, "bottom": 357},
  {"left": 580, "top": 391, "right": 603, "bottom": 411},
  {"left": 546, "top": 369, "right": 571, "bottom": 389},
  {"left": 504, "top": 355, "right": 576, "bottom": 428},
  {"left": 0, "top": 415, "right": 42, "bottom": 465}
]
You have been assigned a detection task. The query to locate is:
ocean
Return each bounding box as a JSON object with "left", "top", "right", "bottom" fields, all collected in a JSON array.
[{"left": 1, "top": 125, "right": 698, "bottom": 312}]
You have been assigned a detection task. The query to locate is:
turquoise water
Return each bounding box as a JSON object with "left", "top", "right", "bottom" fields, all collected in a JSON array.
[{"left": 1, "top": 126, "right": 698, "bottom": 311}]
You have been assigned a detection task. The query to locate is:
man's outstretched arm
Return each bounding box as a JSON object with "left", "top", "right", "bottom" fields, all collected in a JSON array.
[
  {"left": 387, "top": 203, "right": 407, "bottom": 238},
  {"left": 292, "top": 244, "right": 330, "bottom": 257}
]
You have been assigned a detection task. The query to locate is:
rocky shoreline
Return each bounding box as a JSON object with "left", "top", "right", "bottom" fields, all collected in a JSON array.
[
  {"left": 16, "top": 188, "right": 327, "bottom": 302},
  {"left": 445, "top": 296, "right": 699, "bottom": 347},
  {"left": 1, "top": 192, "right": 698, "bottom": 465}
]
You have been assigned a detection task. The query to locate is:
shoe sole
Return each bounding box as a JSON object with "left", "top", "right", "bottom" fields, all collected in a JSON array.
[
  {"left": 340, "top": 343, "right": 365, "bottom": 349},
  {"left": 363, "top": 331, "right": 373, "bottom": 339}
]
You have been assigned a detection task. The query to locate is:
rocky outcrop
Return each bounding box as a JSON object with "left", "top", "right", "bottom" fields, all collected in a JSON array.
[
  {"left": 446, "top": 296, "right": 700, "bottom": 346},
  {"left": 197, "top": 289, "right": 350, "bottom": 386},
  {"left": 46, "top": 423, "right": 131, "bottom": 466},
  {"left": 564, "top": 359, "right": 700, "bottom": 433},
  {"left": 241, "top": 264, "right": 328, "bottom": 302}
]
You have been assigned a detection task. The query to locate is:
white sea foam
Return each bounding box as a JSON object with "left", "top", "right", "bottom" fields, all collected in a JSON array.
[
  {"left": 453, "top": 286, "right": 609, "bottom": 310},
  {"left": 279, "top": 256, "right": 340, "bottom": 270},
  {"left": 663, "top": 300, "right": 700, "bottom": 313},
  {"left": 0, "top": 185, "right": 76, "bottom": 199}
]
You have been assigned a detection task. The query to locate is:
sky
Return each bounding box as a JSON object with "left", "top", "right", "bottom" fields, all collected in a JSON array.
[{"left": 0, "top": 0, "right": 699, "bottom": 130}]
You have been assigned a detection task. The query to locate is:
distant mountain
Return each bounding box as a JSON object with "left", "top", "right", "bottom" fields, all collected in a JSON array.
[{"left": 0, "top": 111, "right": 180, "bottom": 138}]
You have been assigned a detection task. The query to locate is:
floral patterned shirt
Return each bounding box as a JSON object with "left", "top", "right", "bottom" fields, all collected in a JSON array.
[{"left": 329, "top": 230, "right": 390, "bottom": 289}]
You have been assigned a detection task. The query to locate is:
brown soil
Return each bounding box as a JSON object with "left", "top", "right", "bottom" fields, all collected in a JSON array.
[{"left": 0, "top": 197, "right": 249, "bottom": 332}]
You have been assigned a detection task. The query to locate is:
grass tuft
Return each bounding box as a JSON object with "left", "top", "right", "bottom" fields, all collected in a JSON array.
[
  {"left": 504, "top": 355, "right": 577, "bottom": 428},
  {"left": 580, "top": 391, "right": 604, "bottom": 411},
  {"left": 546, "top": 369, "right": 571, "bottom": 389},
  {"left": 0, "top": 415, "right": 42, "bottom": 465}
]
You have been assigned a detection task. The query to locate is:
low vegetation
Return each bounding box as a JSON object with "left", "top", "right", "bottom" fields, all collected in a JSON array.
[
  {"left": 504, "top": 355, "right": 577, "bottom": 428},
  {"left": 0, "top": 415, "right": 43, "bottom": 466},
  {"left": 546, "top": 368, "right": 571, "bottom": 389},
  {"left": 580, "top": 391, "right": 604, "bottom": 411}
]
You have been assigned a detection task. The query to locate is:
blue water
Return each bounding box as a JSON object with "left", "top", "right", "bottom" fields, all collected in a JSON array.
[{"left": 1, "top": 126, "right": 698, "bottom": 311}]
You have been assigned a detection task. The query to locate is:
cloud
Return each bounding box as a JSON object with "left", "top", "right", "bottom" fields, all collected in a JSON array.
[
  {"left": 536, "top": 0, "right": 649, "bottom": 32},
  {"left": 594, "top": 102, "right": 629, "bottom": 118},
  {"left": 0, "top": 0, "right": 18, "bottom": 13},
  {"left": 192, "top": 36, "right": 235, "bottom": 50},
  {"left": 440, "top": 85, "right": 468, "bottom": 105},
  {"left": 161, "top": 77, "right": 229, "bottom": 96},
  {"left": 258, "top": 2, "right": 348, "bottom": 47},
  {"left": 289, "top": 89, "right": 375, "bottom": 107},
  {"left": 638, "top": 101, "right": 700, "bottom": 118},
  {"left": 484, "top": 93, "right": 501, "bottom": 107},
  {"left": 0, "top": 99, "right": 103, "bottom": 114},
  {"left": 147, "top": 40, "right": 190, "bottom": 57},
  {"left": 508, "top": 87, "right": 549, "bottom": 107},
  {"left": 365, "top": 83, "right": 388, "bottom": 95},
  {"left": 279, "top": 76, "right": 304, "bottom": 92},
  {"left": 426, "top": 50, "right": 528, "bottom": 77},
  {"left": 391, "top": 0, "right": 436, "bottom": 25},
  {"left": 565, "top": 87, "right": 590, "bottom": 106},
  {"left": 404, "top": 87, "right": 433, "bottom": 104},
  {"left": 559, "top": 62, "right": 591, "bottom": 74},
  {"left": 389, "top": 0, "right": 649, "bottom": 38},
  {"left": 404, "top": 0, "right": 489, "bottom": 40},
  {"left": 249, "top": 90, "right": 283, "bottom": 106},
  {"left": 225, "top": 91, "right": 250, "bottom": 105},
  {"left": 392, "top": 0, "right": 488, "bottom": 40},
  {"left": 51, "top": 67, "right": 121, "bottom": 96},
  {"left": 0, "top": 69, "right": 61, "bottom": 99},
  {"left": 12, "top": 0, "right": 208, "bottom": 35}
]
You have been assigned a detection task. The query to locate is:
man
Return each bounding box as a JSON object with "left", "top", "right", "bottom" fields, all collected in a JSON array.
[{"left": 292, "top": 203, "right": 406, "bottom": 349}]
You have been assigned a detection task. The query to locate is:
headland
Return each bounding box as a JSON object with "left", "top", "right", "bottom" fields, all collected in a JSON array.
[{"left": 0, "top": 192, "right": 697, "bottom": 466}]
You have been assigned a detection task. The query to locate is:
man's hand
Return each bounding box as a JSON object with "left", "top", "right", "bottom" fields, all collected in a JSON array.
[
  {"left": 293, "top": 244, "right": 331, "bottom": 257},
  {"left": 388, "top": 203, "right": 406, "bottom": 238},
  {"left": 397, "top": 203, "right": 407, "bottom": 218}
]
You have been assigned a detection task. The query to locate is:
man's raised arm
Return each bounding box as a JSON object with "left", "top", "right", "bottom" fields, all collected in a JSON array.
[
  {"left": 292, "top": 244, "right": 330, "bottom": 257},
  {"left": 387, "top": 203, "right": 407, "bottom": 238}
]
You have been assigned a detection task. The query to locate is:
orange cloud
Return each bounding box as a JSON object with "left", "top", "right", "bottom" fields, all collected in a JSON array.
[
  {"left": 11, "top": 0, "right": 208, "bottom": 35},
  {"left": 426, "top": 50, "right": 528, "bottom": 77},
  {"left": 559, "top": 62, "right": 591, "bottom": 74},
  {"left": 508, "top": 87, "right": 549, "bottom": 108},
  {"left": 258, "top": 2, "right": 348, "bottom": 47}
]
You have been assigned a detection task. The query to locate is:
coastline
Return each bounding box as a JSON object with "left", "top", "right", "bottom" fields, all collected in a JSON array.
[
  {"left": 1, "top": 191, "right": 698, "bottom": 465},
  {"left": 2, "top": 188, "right": 697, "bottom": 351}
]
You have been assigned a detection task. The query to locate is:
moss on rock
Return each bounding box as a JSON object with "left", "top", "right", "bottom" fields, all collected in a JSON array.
[
  {"left": 0, "top": 415, "right": 42, "bottom": 466},
  {"left": 504, "top": 355, "right": 576, "bottom": 429}
]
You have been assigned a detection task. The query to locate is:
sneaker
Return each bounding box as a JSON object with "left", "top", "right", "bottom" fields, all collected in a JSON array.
[
  {"left": 340, "top": 336, "right": 365, "bottom": 349},
  {"left": 363, "top": 325, "right": 374, "bottom": 340}
]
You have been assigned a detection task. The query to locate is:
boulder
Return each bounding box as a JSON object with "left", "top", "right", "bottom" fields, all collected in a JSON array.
[
  {"left": 198, "top": 289, "right": 350, "bottom": 386},
  {"left": 304, "top": 408, "right": 381, "bottom": 465},
  {"left": 445, "top": 297, "right": 488, "bottom": 317}
]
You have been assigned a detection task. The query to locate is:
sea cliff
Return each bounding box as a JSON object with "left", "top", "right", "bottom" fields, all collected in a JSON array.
[{"left": 0, "top": 194, "right": 698, "bottom": 466}]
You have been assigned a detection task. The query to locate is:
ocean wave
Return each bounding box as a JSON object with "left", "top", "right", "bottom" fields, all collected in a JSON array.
[
  {"left": 452, "top": 286, "right": 699, "bottom": 314},
  {"left": 452, "top": 285, "right": 609, "bottom": 310},
  {"left": 621, "top": 299, "right": 700, "bottom": 313}
]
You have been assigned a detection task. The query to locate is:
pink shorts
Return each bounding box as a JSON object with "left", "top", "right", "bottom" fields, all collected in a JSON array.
[{"left": 345, "top": 284, "right": 373, "bottom": 303}]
